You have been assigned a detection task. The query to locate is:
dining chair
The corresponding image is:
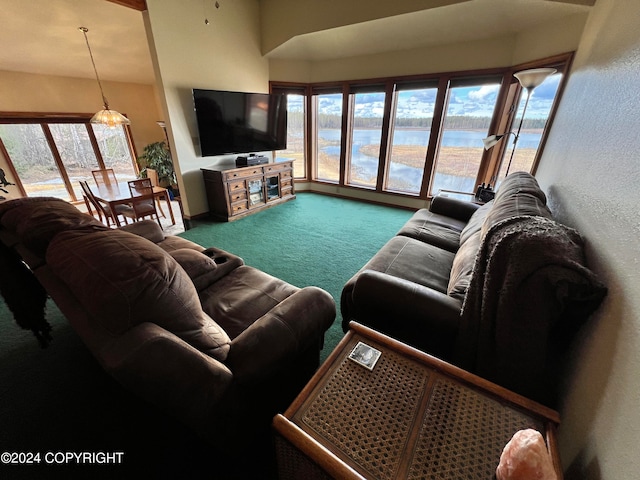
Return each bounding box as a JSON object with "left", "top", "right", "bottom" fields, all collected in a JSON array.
[
  {"left": 145, "top": 168, "right": 167, "bottom": 219},
  {"left": 124, "top": 178, "right": 162, "bottom": 228},
  {"left": 79, "top": 180, "right": 132, "bottom": 227},
  {"left": 92, "top": 168, "right": 119, "bottom": 190}
]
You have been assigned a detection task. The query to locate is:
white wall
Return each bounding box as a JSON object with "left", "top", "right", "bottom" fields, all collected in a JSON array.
[
  {"left": 535, "top": 0, "right": 640, "bottom": 477},
  {"left": 144, "top": 0, "right": 268, "bottom": 217}
]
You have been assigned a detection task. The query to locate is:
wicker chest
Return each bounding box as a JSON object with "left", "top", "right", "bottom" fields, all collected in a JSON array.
[{"left": 274, "top": 322, "right": 562, "bottom": 480}]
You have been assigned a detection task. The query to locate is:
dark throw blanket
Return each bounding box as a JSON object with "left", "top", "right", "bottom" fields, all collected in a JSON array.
[
  {"left": 454, "top": 215, "right": 607, "bottom": 405},
  {"left": 0, "top": 240, "right": 51, "bottom": 348}
]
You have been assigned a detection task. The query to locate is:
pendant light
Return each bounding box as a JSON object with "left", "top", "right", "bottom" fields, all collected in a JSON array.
[{"left": 79, "top": 26, "right": 131, "bottom": 129}]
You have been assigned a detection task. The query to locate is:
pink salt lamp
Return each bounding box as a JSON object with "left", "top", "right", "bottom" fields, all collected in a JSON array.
[{"left": 496, "top": 429, "right": 558, "bottom": 480}]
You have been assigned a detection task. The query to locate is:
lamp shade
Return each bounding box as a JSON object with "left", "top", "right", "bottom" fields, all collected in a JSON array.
[
  {"left": 513, "top": 68, "right": 557, "bottom": 90},
  {"left": 483, "top": 134, "right": 504, "bottom": 150},
  {"left": 91, "top": 109, "right": 131, "bottom": 129}
]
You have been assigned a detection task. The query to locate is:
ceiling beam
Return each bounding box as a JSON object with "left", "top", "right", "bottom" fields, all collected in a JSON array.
[{"left": 105, "top": 0, "right": 147, "bottom": 11}]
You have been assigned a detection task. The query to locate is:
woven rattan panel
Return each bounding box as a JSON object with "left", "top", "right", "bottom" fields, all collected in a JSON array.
[
  {"left": 407, "top": 377, "right": 544, "bottom": 479},
  {"left": 274, "top": 434, "right": 333, "bottom": 480},
  {"left": 298, "top": 344, "right": 430, "bottom": 480}
]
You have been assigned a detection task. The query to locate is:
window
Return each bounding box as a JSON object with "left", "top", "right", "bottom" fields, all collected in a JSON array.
[
  {"left": 431, "top": 78, "right": 501, "bottom": 195},
  {"left": 496, "top": 72, "right": 562, "bottom": 182},
  {"left": 275, "top": 93, "right": 306, "bottom": 178},
  {"left": 315, "top": 92, "right": 343, "bottom": 183},
  {"left": 347, "top": 88, "right": 386, "bottom": 189},
  {"left": 0, "top": 116, "right": 138, "bottom": 201},
  {"left": 271, "top": 53, "right": 570, "bottom": 200},
  {"left": 386, "top": 83, "right": 437, "bottom": 194}
]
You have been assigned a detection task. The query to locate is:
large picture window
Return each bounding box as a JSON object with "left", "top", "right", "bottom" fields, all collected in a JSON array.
[
  {"left": 271, "top": 53, "right": 570, "bottom": 199},
  {"left": 386, "top": 83, "right": 437, "bottom": 194},
  {"left": 314, "top": 91, "right": 343, "bottom": 183},
  {"left": 0, "top": 115, "right": 138, "bottom": 201},
  {"left": 431, "top": 78, "right": 501, "bottom": 196},
  {"left": 274, "top": 91, "right": 306, "bottom": 179},
  {"left": 347, "top": 88, "right": 386, "bottom": 189}
]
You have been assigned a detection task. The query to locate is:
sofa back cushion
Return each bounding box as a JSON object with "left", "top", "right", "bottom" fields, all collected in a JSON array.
[
  {"left": 493, "top": 171, "right": 547, "bottom": 204},
  {"left": 459, "top": 201, "right": 492, "bottom": 246},
  {"left": 0, "top": 197, "right": 107, "bottom": 256},
  {"left": 46, "top": 229, "right": 231, "bottom": 361},
  {"left": 481, "top": 172, "right": 552, "bottom": 238},
  {"left": 448, "top": 173, "right": 551, "bottom": 302},
  {"left": 447, "top": 231, "right": 481, "bottom": 301}
]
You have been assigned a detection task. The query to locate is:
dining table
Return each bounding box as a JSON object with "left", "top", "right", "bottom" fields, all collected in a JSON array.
[{"left": 93, "top": 183, "right": 175, "bottom": 227}]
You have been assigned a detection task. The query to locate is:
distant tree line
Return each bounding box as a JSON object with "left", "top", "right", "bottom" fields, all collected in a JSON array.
[{"left": 290, "top": 112, "right": 546, "bottom": 131}]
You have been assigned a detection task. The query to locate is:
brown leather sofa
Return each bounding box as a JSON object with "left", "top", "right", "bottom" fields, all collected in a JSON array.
[
  {"left": 341, "top": 172, "right": 606, "bottom": 405},
  {"left": 0, "top": 196, "right": 336, "bottom": 451}
]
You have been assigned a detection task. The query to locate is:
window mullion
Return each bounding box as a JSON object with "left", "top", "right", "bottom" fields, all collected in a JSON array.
[
  {"left": 420, "top": 77, "right": 449, "bottom": 197},
  {"left": 339, "top": 84, "right": 350, "bottom": 186},
  {"left": 377, "top": 81, "right": 394, "bottom": 192},
  {"left": 86, "top": 123, "right": 106, "bottom": 170},
  {"left": 41, "top": 123, "right": 77, "bottom": 202}
]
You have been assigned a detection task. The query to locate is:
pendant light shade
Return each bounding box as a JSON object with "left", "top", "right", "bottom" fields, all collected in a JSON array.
[
  {"left": 90, "top": 109, "right": 131, "bottom": 128},
  {"left": 79, "top": 27, "right": 130, "bottom": 129}
]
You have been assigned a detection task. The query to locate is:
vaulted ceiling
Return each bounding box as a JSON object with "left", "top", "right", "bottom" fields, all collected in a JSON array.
[{"left": 0, "top": 0, "right": 594, "bottom": 85}]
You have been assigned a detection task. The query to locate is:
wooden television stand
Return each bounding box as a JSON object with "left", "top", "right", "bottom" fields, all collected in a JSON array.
[{"left": 201, "top": 160, "right": 295, "bottom": 221}]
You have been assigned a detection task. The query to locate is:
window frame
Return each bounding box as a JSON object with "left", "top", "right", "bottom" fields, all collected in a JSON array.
[
  {"left": 0, "top": 112, "right": 138, "bottom": 201},
  {"left": 271, "top": 84, "right": 310, "bottom": 180},
  {"left": 271, "top": 52, "right": 572, "bottom": 200}
]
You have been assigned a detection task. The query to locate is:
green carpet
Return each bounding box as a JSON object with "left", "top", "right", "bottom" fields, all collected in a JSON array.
[
  {"left": 180, "top": 192, "right": 413, "bottom": 361},
  {"left": 0, "top": 192, "right": 412, "bottom": 478}
]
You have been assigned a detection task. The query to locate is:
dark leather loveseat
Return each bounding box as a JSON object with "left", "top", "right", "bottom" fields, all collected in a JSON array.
[
  {"left": 0, "top": 196, "right": 336, "bottom": 451},
  {"left": 341, "top": 172, "right": 606, "bottom": 405}
]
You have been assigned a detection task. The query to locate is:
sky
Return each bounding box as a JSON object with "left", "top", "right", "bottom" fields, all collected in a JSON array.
[{"left": 290, "top": 74, "right": 561, "bottom": 120}]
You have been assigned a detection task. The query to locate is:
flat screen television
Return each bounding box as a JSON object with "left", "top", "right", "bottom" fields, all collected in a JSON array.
[{"left": 193, "top": 88, "right": 287, "bottom": 157}]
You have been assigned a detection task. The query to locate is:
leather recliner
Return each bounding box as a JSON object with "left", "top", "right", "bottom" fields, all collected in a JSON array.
[{"left": 0, "top": 197, "right": 336, "bottom": 451}]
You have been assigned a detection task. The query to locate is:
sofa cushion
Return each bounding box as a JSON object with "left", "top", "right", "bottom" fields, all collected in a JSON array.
[
  {"left": 447, "top": 231, "right": 481, "bottom": 301},
  {"left": 156, "top": 235, "right": 205, "bottom": 254},
  {"left": 459, "top": 201, "right": 492, "bottom": 246},
  {"left": 493, "top": 171, "right": 547, "bottom": 204},
  {"left": 46, "top": 229, "right": 231, "bottom": 361},
  {"left": 170, "top": 248, "right": 244, "bottom": 292},
  {"left": 118, "top": 220, "right": 166, "bottom": 244},
  {"left": 396, "top": 209, "right": 467, "bottom": 253},
  {"left": 199, "top": 265, "right": 300, "bottom": 339},
  {"left": 0, "top": 197, "right": 107, "bottom": 256},
  {"left": 481, "top": 173, "right": 552, "bottom": 238},
  {"left": 355, "top": 235, "right": 455, "bottom": 294}
]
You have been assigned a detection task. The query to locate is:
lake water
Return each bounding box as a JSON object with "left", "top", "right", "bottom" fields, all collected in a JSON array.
[{"left": 319, "top": 128, "right": 542, "bottom": 193}]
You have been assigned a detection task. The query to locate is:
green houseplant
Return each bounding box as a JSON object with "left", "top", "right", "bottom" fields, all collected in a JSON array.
[{"left": 137, "top": 141, "right": 177, "bottom": 190}]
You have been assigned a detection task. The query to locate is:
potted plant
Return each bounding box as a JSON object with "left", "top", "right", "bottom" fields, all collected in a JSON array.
[{"left": 137, "top": 141, "right": 178, "bottom": 195}]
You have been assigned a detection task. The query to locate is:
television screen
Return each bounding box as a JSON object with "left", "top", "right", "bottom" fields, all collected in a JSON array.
[{"left": 193, "top": 89, "right": 287, "bottom": 157}]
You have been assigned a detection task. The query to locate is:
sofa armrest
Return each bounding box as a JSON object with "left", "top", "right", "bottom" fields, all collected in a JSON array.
[
  {"left": 225, "top": 286, "right": 336, "bottom": 383},
  {"left": 346, "top": 270, "right": 462, "bottom": 360},
  {"left": 429, "top": 195, "right": 480, "bottom": 222},
  {"left": 99, "top": 322, "right": 233, "bottom": 427}
]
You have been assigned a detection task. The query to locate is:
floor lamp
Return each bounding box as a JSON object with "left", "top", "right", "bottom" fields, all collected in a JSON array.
[{"left": 483, "top": 68, "right": 556, "bottom": 179}]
